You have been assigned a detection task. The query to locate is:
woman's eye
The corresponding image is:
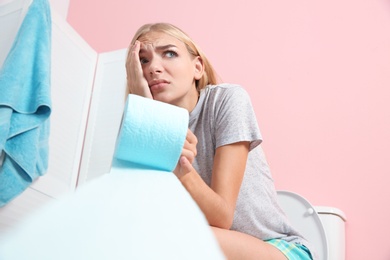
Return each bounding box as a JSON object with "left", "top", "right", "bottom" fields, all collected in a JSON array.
[
  {"left": 139, "top": 57, "right": 149, "bottom": 64},
  {"left": 164, "top": 51, "right": 177, "bottom": 58}
]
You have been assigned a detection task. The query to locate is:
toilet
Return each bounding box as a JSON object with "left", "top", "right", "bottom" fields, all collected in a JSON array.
[{"left": 276, "top": 190, "right": 346, "bottom": 260}]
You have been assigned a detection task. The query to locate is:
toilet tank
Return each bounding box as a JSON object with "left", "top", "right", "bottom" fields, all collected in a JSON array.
[{"left": 315, "top": 206, "right": 347, "bottom": 260}]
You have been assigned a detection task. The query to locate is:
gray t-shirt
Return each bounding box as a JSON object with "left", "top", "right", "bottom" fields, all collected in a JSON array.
[{"left": 189, "top": 84, "right": 311, "bottom": 249}]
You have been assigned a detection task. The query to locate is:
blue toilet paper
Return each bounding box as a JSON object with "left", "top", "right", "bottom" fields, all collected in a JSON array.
[{"left": 114, "top": 94, "right": 189, "bottom": 172}]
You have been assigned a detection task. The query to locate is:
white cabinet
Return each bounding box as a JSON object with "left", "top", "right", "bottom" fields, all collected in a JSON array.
[{"left": 0, "top": 1, "right": 127, "bottom": 232}]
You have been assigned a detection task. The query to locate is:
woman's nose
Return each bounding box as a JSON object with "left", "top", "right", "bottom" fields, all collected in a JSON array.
[{"left": 148, "top": 57, "right": 163, "bottom": 75}]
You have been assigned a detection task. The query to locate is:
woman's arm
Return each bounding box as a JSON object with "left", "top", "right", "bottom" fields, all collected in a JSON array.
[{"left": 175, "top": 135, "right": 250, "bottom": 229}]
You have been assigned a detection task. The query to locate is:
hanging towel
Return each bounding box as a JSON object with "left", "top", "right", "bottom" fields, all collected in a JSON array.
[{"left": 0, "top": 0, "right": 52, "bottom": 207}]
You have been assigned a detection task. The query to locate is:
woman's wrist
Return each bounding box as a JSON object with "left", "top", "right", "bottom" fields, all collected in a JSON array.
[{"left": 128, "top": 84, "right": 152, "bottom": 99}]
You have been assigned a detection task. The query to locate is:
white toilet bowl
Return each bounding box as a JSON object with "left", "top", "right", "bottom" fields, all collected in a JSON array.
[
  {"left": 277, "top": 190, "right": 347, "bottom": 260},
  {"left": 315, "top": 206, "right": 346, "bottom": 260}
]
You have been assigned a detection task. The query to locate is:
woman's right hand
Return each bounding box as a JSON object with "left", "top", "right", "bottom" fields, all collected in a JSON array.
[{"left": 126, "top": 40, "right": 153, "bottom": 99}]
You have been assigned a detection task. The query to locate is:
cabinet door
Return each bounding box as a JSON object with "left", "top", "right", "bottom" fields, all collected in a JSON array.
[
  {"left": 0, "top": 9, "right": 97, "bottom": 231},
  {"left": 77, "top": 48, "right": 128, "bottom": 185}
]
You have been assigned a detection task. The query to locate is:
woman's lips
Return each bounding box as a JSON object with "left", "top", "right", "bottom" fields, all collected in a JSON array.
[{"left": 149, "top": 79, "right": 169, "bottom": 91}]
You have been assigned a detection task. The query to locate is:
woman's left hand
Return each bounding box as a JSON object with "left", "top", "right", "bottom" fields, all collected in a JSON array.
[{"left": 173, "top": 129, "right": 197, "bottom": 178}]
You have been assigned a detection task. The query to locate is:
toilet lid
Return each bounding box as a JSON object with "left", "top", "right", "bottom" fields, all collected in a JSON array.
[{"left": 277, "top": 190, "right": 328, "bottom": 260}]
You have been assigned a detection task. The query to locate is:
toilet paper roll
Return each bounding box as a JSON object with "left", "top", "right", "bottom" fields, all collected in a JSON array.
[{"left": 114, "top": 94, "right": 189, "bottom": 172}]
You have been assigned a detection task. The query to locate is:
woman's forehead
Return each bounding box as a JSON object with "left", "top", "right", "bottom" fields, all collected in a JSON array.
[{"left": 138, "top": 31, "right": 183, "bottom": 48}]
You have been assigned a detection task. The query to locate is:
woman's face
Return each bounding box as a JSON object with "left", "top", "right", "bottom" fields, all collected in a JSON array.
[{"left": 138, "top": 31, "right": 203, "bottom": 111}]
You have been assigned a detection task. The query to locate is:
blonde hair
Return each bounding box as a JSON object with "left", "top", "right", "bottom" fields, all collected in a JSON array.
[{"left": 128, "top": 23, "right": 219, "bottom": 92}]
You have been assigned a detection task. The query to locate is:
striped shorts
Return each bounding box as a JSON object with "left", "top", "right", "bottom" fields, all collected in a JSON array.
[{"left": 265, "top": 239, "right": 313, "bottom": 260}]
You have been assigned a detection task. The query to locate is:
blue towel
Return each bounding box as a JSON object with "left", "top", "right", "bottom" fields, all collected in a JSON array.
[{"left": 0, "top": 0, "right": 52, "bottom": 207}]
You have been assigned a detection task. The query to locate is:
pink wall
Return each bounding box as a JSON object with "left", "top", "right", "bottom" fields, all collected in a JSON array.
[{"left": 67, "top": 1, "right": 390, "bottom": 259}]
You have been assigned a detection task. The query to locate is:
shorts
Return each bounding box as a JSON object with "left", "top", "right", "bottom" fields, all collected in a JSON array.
[{"left": 265, "top": 239, "right": 313, "bottom": 260}]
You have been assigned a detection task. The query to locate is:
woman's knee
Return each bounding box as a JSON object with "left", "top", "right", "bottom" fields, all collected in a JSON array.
[{"left": 210, "top": 227, "right": 287, "bottom": 260}]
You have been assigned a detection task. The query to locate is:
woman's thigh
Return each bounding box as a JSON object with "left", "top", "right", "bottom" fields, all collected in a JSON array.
[{"left": 211, "top": 226, "right": 287, "bottom": 260}]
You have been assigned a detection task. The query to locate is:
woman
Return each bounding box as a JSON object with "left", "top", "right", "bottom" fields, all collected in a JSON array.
[{"left": 126, "top": 23, "right": 314, "bottom": 260}]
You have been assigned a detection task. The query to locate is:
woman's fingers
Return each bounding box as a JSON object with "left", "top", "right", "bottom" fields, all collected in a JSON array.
[
  {"left": 173, "top": 156, "right": 194, "bottom": 179},
  {"left": 179, "top": 156, "right": 193, "bottom": 175},
  {"left": 182, "top": 129, "right": 198, "bottom": 163},
  {"left": 126, "top": 41, "right": 153, "bottom": 98},
  {"left": 181, "top": 147, "right": 196, "bottom": 164},
  {"left": 173, "top": 130, "right": 198, "bottom": 177}
]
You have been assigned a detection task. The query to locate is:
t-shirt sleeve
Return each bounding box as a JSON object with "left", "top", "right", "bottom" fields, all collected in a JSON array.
[{"left": 214, "top": 86, "right": 262, "bottom": 151}]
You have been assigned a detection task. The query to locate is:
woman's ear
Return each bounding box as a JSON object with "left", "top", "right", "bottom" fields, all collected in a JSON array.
[{"left": 193, "top": 56, "right": 204, "bottom": 80}]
